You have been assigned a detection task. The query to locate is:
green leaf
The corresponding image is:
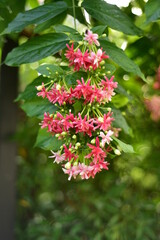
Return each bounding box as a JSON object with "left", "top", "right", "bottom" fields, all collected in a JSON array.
[
  {"left": 17, "top": 76, "right": 50, "bottom": 101},
  {"left": 64, "top": 0, "right": 86, "bottom": 24},
  {"left": 112, "top": 137, "right": 135, "bottom": 153},
  {"left": 2, "top": 1, "right": 68, "bottom": 34},
  {"left": 37, "top": 64, "right": 64, "bottom": 78},
  {"left": 112, "top": 94, "right": 129, "bottom": 108},
  {"left": 54, "top": 24, "right": 78, "bottom": 34},
  {"left": 82, "top": 0, "right": 142, "bottom": 36},
  {"left": 35, "top": 128, "right": 63, "bottom": 150},
  {"left": 112, "top": 108, "right": 131, "bottom": 135},
  {"left": 104, "top": 63, "right": 116, "bottom": 75},
  {"left": 73, "top": 101, "right": 83, "bottom": 114},
  {"left": 34, "top": 11, "right": 67, "bottom": 33},
  {"left": 100, "top": 39, "right": 145, "bottom": 81},
  {"left": 91, "top": 25, "right": 107, "bottom": 35},
  {"left": 5, "top": 33, "right": 69, "bottom": 66},
  {"left": 21, "top": 98, "right": 58, "bottom": 119},
  {"left": 65, "top": 71, "right": 88, "bottom": 86},
  {"left": 145, "top": 0, "right": 160, "bottom": 24}
]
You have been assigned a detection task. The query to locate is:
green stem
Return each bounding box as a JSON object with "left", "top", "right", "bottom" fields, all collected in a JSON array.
[{"left": 72, "top": 0, "right": 77, "bottom": 30}]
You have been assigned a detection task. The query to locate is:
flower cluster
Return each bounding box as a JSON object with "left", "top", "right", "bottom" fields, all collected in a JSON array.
[{"left": 37, "top": 30, "right": 121, "bottom": 180}]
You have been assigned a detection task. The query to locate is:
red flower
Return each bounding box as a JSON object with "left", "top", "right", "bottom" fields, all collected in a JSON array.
[{"left": 85, "top": 137, "right": 106, "bottom": 163}]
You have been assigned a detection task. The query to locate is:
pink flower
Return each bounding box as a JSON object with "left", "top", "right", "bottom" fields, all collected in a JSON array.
[
  {"left": 49, "top": 150, "right": 65, "bottom": 164},
  {"left": 145, "top": 95, "right": 160, "bottom": 121},
  {"left": 100, "top": 76, "right": 118, "bottom": 90},
  {"left": 99, "top": 130, "right": 113, "bottom": 147},
  {"left": 85, "top": 137, "right": 106, "bottom": 163},
  {"left": 89, "top": 49, "right": 109, "bottom": 69},
  {"left": 63, "top": 144, "right": 78, "bottom": 161},
  {"left": 74, "top": 49, "right": 90, "bottom": 71},
  {"left": 78, "top": 163, "right": 94, "bottom": 179},
  {"left": 73, "top": 78, "right": 93, "bottom": 99},
  {"left": 84, "top": 30, "right": 100, "bottom": 46},
  {"left": 73, "top": 113, "right": 94, "bottom": 137},
  {"left": 37, "top": 83, "right": 48, "bottom": 98},
  {"left": 97, "top": 113, "right": 114, "bottom": 131},
  {"left": 65, "top": 43, "right": 75, "bottom": 62},
  {"left": 63, "top": 165, "right": 80, "bottom": 180}
]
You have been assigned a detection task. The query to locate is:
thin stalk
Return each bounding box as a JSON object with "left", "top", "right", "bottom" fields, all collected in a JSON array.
[{"left": 72, "top": 0, "right": 77, "bottom": 30}]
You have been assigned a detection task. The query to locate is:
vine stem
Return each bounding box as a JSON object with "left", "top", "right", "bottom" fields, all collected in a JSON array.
[{"left": 72, "top": 0, "right": 77, "bottom": 30}]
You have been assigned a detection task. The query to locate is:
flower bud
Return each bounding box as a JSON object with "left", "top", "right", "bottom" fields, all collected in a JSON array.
[
  {"left": 102, "top": 33, "right": 106, "bottom": 38},
  {"left": 56, "top": 84, "right": 61, "bottom": 90},
  {"left": 73, "top": 162, "right": 78, "bottom": 166},
  {"left": 61, "top": 131, "right": 67, "bottom": 136},
  {"left": 107, "top": 107, "right": 111, "bottom": 112},
  {"left": 72, "top": 135, "right": 77, "bottom": 139},
  {"left": 65, "top": 162, "right": 71, "bottom": 169},
  {"left": 55, "top": 134, "right": 60, "bottom": 138},
  {"left": 76, "top": 142, "right": 81, "bottom": 147},
  {"left": 36, "top": 85, "right": 43, "bottom": 91},
  {"left": 100, "top": 60, "right": 105, "bottom": 66},
  {"left": 91, "top": 139, "right": 96, "bottom": 144},
  {"left": 102, "top": 66, "right": 105, "bottom": 70},
  {"left": 78, "top": 41, "right": 83, "bottom": 45},
  {"left": 114, "top": 149, "right": 121, "bottom": 155},
  {"left": 98, "top": 117, "right": 104, "bottom": 122}
]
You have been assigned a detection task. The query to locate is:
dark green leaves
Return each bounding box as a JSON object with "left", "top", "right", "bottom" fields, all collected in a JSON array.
[
  {"left": 5, "top": 33, "right": 69, "bottom": 66},
  {"left": 18, "top": 76, "right": 58, "bottom": 119},
  {"left": 100, "top": 39, "right": 145, "bottom": 81},
  {"left": 113, "top": 137, "right": 135, "bottom": 153},
  {"left": 82, "top": 0, "right": 142, "bottom": 36},
  {"left": 35, "top": 128, "right": 63, "bottom": 150},
  {"left": 112, "top": 109, "right": 131, "bottom": 135},
  {"left": 21, "top": 98, "right": 57, "bottom": 119},
  {"left": 37, "top": 64, "right": 64, "bottom": 78},
  {"left": 145, "top": 0, "right": 160, "bottom": 24},
  {"left": 2, "top": 1, "right": 68, "bottom": 34}
]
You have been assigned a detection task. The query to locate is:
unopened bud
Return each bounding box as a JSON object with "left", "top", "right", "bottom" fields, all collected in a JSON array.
[
  {"left": 100, "top": 60, "right": 105, "bottom": 66},
  {"left": 61, "top": 131, "right": 67, "bottom": 136},
  {"left": 55, "top": 134, "right": 60, "bottom": 138},
  {"left": 56, "top": 84, "right": 61, "bottom": 90},
  {"left": 107, "top": 107, "right": 111, "bottom": 112},
  {"left": 73, "top": 162, "right": 78, "bottom": 166},
  {"left": 72, "top": 135, "right": 77, "bottom": 139},
  {"left": 76, "top": 142, "right": 81, "bottom": 147},
  {"left": 114, "top": 149, "right": 121, "bottom": 155},
  {"left": 65, "top": 162, "right": 71, "bottom": 169},
  {"left": 63, "top": 102, "right": 66, "bottom": 105},
  {"left": 98, "top": 117, "right": 104, "bottom": 122},
  {"left": 102, "top": 33, "right": 106, "bottom": 38},
  {"left": 36, "top": 85, "right": 43, "bottom": 91},
  {"left": 102, "top": 66, "right": 105, "bottom": 70},
  {"left": 91, "top": 139, "right": 96, "bottom": 144},
  {"left": 55, "top": 71, "right": 58, "bottom": 75},
  {"left": 79, "top": 41, "right": 83, "bottom": 45}
]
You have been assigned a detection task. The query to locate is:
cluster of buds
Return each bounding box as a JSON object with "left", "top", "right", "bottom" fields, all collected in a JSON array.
[{"left": 37, "top": 30, "right": 121, "bottom": 180}]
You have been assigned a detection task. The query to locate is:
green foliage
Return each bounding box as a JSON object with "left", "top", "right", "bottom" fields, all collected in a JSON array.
[
  {"left": 2, "top": 1, "right": 68, "bottom": 34},
  {"left": 100, "top": 39, "right": 145, "bottom": 81},
  {"left": 35, "top": 128, "right": 63, "bottom": 150},
  {"left": 5, "top": 33, "right": 69, "bottom": 66},
  {"left": 82, "top": 0, "right": 142, "bottom": 36},
  {"left": 145, "top": 0, "right": 160, "bottom": 24},
  {"left": 112, "top": 137, "right": 135, "bottom": 153},
  {"left": 2, "top": 0, "right": 160, "bottom": 239}
]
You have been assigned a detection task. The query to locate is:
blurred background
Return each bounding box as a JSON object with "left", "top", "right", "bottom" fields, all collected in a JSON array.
[{"left": 0, "top": 0, "right": 160, "bottom": 239}]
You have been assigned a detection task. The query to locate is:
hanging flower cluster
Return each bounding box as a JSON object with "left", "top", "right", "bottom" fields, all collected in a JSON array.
[{"left": 36, "top": 30, "right": 121, "bottom": 180}]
